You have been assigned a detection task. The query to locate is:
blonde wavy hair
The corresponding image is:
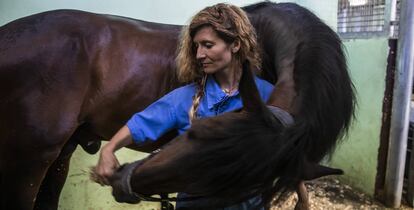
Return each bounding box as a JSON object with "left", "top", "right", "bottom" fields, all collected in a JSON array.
[{"left": 176, "top": 3, "right": 261, "bottom": 122}]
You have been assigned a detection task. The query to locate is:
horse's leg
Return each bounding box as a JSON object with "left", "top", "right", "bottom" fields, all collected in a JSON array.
[
  {"left": 34, "top": 138, "right": 78, "bottom": 210},
  {"left": 1, "top": 109, "right": 78, "bottom": 209},
  {"left": 294, "top": 181, "right": 309, "bottom": 210},
  {"left": 0, "top": 171, "right": 3, "bottom": 209},
  {"left": 34, "top": 123, "right": 106, "bottom": 210},
  {"left": 1, "top": 139, "right": 65, "bottom": 210}
]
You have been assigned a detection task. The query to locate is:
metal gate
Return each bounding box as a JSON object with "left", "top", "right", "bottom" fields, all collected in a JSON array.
[
  {"left": 336, "top": 0, "right": 414, "bottom": 208},
  {"left": 406, "top": 120, "right": 414, "bottom": 206}
]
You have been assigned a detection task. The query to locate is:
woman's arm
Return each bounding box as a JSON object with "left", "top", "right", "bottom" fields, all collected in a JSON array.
[
  {"left": 94, "top": 87, "right": 184, "bottom": 185},
  {"left": 95, "top": 125, "right": 133, "bottom": 185}
]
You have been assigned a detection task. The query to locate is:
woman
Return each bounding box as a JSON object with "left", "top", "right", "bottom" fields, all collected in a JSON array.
[{"left": 95, "top": 3, "right": 273, "bottom": 209}]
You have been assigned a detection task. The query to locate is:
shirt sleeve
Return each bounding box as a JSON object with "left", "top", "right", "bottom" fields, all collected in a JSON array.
[
  {"left": 255, "top": 77, "right": 275, "bottom": 102},
  {"left": 126, "top": 91, "right": 177, "bottom": 144}
]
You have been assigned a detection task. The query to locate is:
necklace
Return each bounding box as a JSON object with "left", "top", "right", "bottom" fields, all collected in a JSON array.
[{"left": 222, "top": 86, "right": 238, "bottom": 95}]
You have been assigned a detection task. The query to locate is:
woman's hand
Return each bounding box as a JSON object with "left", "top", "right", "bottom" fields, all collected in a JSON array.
[
  {"left": 94, "top": 144, "right": 120, "bottom": 185},
  {"left": 92, "top": 125, "right": 134, "bottom": 185}
]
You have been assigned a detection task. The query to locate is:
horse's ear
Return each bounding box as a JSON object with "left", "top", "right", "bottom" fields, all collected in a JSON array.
[{"left": 239, "top": 60, "right": 265, "bottom": 113}]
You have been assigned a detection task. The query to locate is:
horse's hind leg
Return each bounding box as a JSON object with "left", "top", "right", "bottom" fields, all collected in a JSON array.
[
  {"left": 34, "top": 124, "right": 103, "bottom": 210},
  {"left": 1, "top": 140, "right": 64, "bottom": 210},
  {"left": 34, "top": 138, "right": 78, "bottom": 210},
  {"left": 1, "top": 118, "right": 76, "bottom": 209},
  {"left": 0, "top": 171, "right": 3, "bottom": 209},
  {"left": 294, "top": 181, "right": 309, "bottom": 210}
]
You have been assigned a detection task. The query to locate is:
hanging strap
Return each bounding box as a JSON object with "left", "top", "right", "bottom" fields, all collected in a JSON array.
[{"left": 266, "top": 105, "right": 295, "bottom": 126}]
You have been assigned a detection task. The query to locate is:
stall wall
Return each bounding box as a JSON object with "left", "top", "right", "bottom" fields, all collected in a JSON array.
[
  {"left": 0, "top": 0, "right": 387, "bottom": 209},
  {"left": 331, "top": 38, "right": 388, "bottom": 194},
  {"left": 0, "top": 0, "right": 336, "bottom": 28},
  {"left": 1, "top": 0, "right": 259, "bottom": 25}
]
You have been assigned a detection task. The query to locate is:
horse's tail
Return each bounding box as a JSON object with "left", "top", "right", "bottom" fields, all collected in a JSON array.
[
  {"left": 293, "top": 11, "right": 355, "bottom": 162},
  {"left": 267, "top": 4, "right": 356, "bottom": 196}
]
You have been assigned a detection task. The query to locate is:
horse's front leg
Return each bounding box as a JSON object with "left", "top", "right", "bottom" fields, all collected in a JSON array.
[{"left": 294, "top": 181, "right": 309, "bottom": 210}]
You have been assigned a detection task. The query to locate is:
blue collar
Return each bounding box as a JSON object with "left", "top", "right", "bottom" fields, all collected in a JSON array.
[{"left": 205, "top": 75, "right": 239, "bottom": 110}]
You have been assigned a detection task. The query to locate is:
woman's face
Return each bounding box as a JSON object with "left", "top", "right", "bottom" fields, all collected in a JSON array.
[{"left": 193, "top": 26, "right": 238, "bottom": 75}]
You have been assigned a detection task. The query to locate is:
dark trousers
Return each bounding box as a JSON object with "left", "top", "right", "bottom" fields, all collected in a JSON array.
[{"left": 175, "top": 193, "right": 264, "bottom": 210}]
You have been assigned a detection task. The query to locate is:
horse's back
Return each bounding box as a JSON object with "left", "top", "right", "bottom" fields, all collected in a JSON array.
[{"left": 0, "top": 10, "right": 108, "bottom": 108}]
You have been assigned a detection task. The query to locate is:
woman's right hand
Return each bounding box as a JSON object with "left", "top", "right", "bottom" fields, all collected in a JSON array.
[
  {"left": 95, "top": 144, "right": 120, "bottom": 186},
  {"left": 92, "top": 125, "right": 134, "bottom": 185}
]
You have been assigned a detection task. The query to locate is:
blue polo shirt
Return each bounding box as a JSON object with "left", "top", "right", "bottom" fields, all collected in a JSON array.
[{"left": 126, "top": 75, "right": 273, "bottom": 144}]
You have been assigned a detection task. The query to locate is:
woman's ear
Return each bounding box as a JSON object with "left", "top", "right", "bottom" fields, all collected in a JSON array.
[{"left": 231, "top": 39, "right": 241, "bottom": 53}]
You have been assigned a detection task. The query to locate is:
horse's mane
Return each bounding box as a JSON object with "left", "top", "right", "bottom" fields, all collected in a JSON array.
[
  {"left": 269, "top": 2, "right": 355, "bottom": 160},
  {"left": 244, "top": 1, "right": 356, "bottom": 160},
  {"left": 244, "top": 1, "right": 356, "bottom": 204}
]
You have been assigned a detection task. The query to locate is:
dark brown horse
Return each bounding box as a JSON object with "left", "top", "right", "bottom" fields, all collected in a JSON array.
[
  {"left": 0, "top": 2, "right": 355, "bottom": 210},
  {"left": 0, "top": 9, "right": 182, "bottom": 210}
]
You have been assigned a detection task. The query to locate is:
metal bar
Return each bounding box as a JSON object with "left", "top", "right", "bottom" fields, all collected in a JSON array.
[
  {"left": 340, "top": 24, "right": 385, "bottom": 28},
  {"left": 338, "top": 18, "right": 385, "bottom": 24},
  {"left": 384, "top": 0, "right": 414, "bottom": 207},
  {"left": 337, "top": 0, "right": 388, "bottom": 38},
  {"left": 342, "top": 24, "right": 385, "bottom": 27},
  {"left": 409, "top": 113, "right": 414, "bottom": 205},
  {"left": 338, "top": 13, "right": 385, "bottom": 18},
  {"left": 387, "top": 0, "right": 398, "bottom": 38},
  {"left": 339, "top": 31, "right": 388, "bottom": 39}
]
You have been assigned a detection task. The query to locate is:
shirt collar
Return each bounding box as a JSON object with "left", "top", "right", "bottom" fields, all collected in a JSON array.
[{"left": 205, "top": 75, "right": 239, "bottom": 109}]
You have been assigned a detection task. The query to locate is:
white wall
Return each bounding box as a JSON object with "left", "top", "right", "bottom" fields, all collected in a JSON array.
[
  {"left": 1, "top": 0, "right": 264, "bottom": 26},
  {"left": 0, "top": 0, "right": 336, "bottom": 29}
]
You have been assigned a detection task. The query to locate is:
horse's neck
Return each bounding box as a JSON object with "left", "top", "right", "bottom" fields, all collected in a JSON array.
[{"left": 267, "top": 59, "right": 298, "bottom": 115}]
